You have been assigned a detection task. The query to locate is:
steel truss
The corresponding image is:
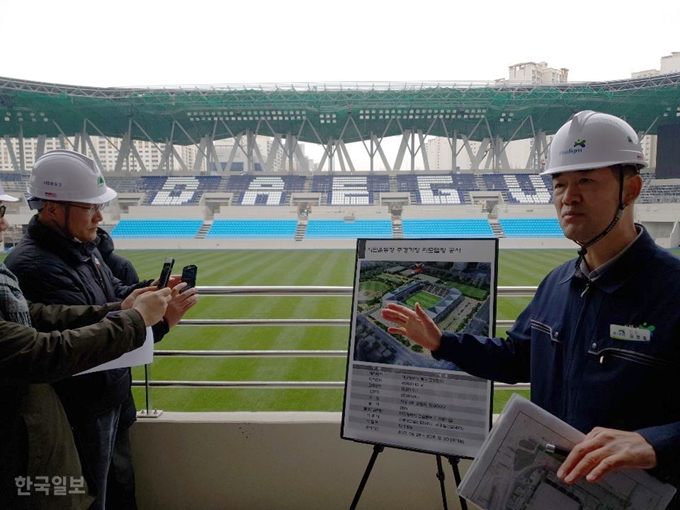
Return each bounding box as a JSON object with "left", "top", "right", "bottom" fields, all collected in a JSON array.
[{"left": 1, "top": 74, "right": 680, "bottom": 173}]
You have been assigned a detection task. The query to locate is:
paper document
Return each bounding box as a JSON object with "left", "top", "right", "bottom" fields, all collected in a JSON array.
[
  {"left": 77, "top": 326, "right": 154, "bottom": 375},
  {"left": 458, "top": 394, "right": 676, "bottom": 510}
]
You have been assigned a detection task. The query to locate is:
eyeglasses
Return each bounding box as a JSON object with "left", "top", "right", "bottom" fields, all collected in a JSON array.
[
  {"left": 0, "top": 205, "right": 5, "bottom": 218},
  {"left": 66, "top": 202, "right": 107, "bottom": 214}
]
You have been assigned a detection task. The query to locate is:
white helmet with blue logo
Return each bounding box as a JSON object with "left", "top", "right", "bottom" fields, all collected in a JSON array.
[
  {"left": 541, "top": 110, "right": 646, "bottom": 175},
  {"left": 27, "top": 149, "right": 117, "bottom": 209}
]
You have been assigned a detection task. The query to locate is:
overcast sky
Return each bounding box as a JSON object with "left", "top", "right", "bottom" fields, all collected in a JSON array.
[{"left": 2, "top": 0, "right": 679, "bottom": 87}]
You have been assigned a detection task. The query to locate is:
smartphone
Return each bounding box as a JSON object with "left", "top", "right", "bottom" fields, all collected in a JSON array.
[
  {"left": 180, "top": 264, "right": 197, "bottom": 293},
  {"left": 158, "top": 257, "right": 175, "bottom": 288}
]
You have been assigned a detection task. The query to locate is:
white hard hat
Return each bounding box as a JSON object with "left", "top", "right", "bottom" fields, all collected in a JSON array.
[
  {"left": 541, "top": 110, "right": 646, "bottom": 176},
  {"left": 0, "top": 182, "right": 19, "bottom": 202},
  {"left": 28, "top": 149, "right": 117, "bottom": 204}
]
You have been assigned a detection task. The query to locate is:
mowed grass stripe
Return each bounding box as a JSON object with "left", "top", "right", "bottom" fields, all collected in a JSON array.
[
  {"left": 132, "top": 388, "right": 345, "bottom": 412},
  {"left": 156, "top": 326, "right": 351, "bottom": 351},
  {"left": 498, "top": 249, "right": 574, "bottom": 286},
  {"left": 132, "top": 358, "right": 346, "bottom": 381}
]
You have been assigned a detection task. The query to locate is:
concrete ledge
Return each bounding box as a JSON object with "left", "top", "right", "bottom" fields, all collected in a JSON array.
[{"left": 129, "top": 412, "right": 477, "bottom": 510}]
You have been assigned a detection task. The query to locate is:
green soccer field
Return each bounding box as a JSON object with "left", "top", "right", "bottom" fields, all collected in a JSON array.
[
  {"left": 404, "top": 290, "right": 442, "bottom": 309},
  {"left": 7, "top": 246, "right": 678, "bottom": 414},
  {"left": 119, "top": 248, "right": 581, "bottom": 414}
]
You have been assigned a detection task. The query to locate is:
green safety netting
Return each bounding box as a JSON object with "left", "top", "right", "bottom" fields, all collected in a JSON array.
[{"left": 2, "top": 75, "right": 680, "bottom": 145}]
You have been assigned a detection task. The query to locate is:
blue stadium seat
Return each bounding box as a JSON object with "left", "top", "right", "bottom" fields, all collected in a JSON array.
[
  {"left": 499, "top": 218, "right": 564, "bottom": 238},
  {"left": 305, "top": 220, "right": 393, "bottom": 238},
  {"left": 401, "top": 219, "right": 494, "bottom": 238},
  {"left": 207, "top": 220, "right": 298, "bottom": 238},
  {"left": 111, "top": 220, "right": 203, "bottom": 238}
]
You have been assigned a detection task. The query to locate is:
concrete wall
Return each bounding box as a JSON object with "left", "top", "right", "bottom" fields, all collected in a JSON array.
[{"left": 130, "top": 412, "right": 476, "bottom": 510}]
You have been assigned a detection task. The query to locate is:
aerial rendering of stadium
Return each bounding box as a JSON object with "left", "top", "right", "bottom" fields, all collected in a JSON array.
[{"left": 1, "top": 72, "right": 680, "bottom": 509}]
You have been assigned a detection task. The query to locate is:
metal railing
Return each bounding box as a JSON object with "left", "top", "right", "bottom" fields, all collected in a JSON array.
[{"left": 135, "top": 285, "right": 536, "bottom": 410}]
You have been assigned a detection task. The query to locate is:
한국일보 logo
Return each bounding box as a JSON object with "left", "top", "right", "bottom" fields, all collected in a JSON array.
[{"left": 559, "top": 139, "right": 586, "bottom": 156}]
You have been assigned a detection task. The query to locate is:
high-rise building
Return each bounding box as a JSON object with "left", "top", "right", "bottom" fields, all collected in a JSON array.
[
  {"left": 632, "top": 51, "right": 680, "bottom": 78},
  {"left": 0, "top": 135, "right": 311, "bottom": 173},
  {"left": 507, "top": 62, "right": 569, "bottom": 85}
]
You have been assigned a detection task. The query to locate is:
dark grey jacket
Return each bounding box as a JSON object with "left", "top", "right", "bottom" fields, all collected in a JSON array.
[{"left": 0, "top": 271, "right": 146, "bottom": 509}]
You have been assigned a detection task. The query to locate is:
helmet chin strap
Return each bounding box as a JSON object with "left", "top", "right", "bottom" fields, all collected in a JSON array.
[
  {"left": 574, "top": 167, "right": 626, "bottom": 271},
  {"left": 45, "top": 202, "right": 78, "bottom": 242}
]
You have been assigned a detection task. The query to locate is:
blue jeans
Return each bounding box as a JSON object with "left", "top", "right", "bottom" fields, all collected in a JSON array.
[{"left": 72, "top": 402, "right": 137, "bottom": 510}]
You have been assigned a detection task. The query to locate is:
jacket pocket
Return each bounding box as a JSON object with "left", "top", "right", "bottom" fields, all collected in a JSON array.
[
  {"left": 589, "top": 347, "right": 676, "bottom": 370},
  {"left": 530, "top": 319, "right": 562, "bottom": 345}
]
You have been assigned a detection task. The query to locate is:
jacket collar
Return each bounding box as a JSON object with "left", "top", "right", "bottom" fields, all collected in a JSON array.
[
  {"left": 28, "top": 215, "right": 98, "bottom": 263},
  {"left": 560, "top": 225, "right": 655, "bottom": 293}
]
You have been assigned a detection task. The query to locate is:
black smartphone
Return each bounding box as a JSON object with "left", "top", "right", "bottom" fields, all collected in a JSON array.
[
  {"left": 180, "top": 264, "right": 197, "bottom": 293},
  {"left": 158, "top": 257, "right": 175, "bottom": 288}
]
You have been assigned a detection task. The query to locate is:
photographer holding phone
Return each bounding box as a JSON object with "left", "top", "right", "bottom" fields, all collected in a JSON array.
[
  {"left": 0, "top": 181, "right": 176, "bottom": 510},
  {"left": 5, "top": 150, "right": 198, "bottom": 510}
]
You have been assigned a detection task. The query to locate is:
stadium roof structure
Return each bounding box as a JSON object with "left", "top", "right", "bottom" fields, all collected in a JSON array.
[{"left": 3, "top": 74, "right": 680, "bottom": 145}]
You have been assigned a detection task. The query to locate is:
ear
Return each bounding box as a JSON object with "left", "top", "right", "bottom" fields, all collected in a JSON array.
[
  {"left": 623, "top": 174, "right": 643, "bottom": 205},
  {"left": 39, "top": 201, "right": 60, "bottom": 219}
]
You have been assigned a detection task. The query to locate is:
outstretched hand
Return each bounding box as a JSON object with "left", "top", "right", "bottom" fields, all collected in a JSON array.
[
  {"left": 164, "top": 282, "right": 199, "bottom": 328},
  {"left": 380, "top": 302, "right": 443, "bottom": 351},
  {"left": 557, "top": 427, "right": 657, "bottom": 484}
]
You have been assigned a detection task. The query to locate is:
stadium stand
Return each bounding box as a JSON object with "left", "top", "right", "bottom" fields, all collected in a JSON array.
[
  {"left": 307, "top": 175, "right": 391, "bottom": 206},
  {"left": 240, "top": 177, "right": 285, "bottom": 206},
  {"left": 222, "top": 175, "right": 307, "bottom": 205},
  {"left": 135, "top": 176, "right": 222, "bottom": 206},
  {"left": 105, "top": 176, "right": 141, "bottom": 193},
  {"left": 396, "top": 174, "right": 478, "bottom": 205},
  {"left": 0, "top": 171, "right": 567, "bottom": 207},
  {"left": 305, "top": 220, "right": 393, "bottom": 238},
  {"left": 503, "top": 174, "right": 553, "bottom": 204},
  {"left": 639, "top": 181, "right": 680, "bottom": 203},
  {"left": 111, "top": 220, "right": 203, "bottom": 238},
  {"left": 401, "top": 219, "right": 494, "bottom": 238},
  {"left": 499, "top": 218, "right": 564, "bottom": 238},
  {"left": 206, "top": 220, "right": 298, "bottom": 238}
]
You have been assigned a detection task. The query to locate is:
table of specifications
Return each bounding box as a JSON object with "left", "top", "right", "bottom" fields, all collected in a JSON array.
[{"left": 343, "top": 363, "right": 491, "bottom": 457}]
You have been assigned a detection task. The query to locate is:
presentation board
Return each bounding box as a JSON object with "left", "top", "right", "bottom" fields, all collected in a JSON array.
[{"left": 341, "top": 238, "right": 497, "bottom": 458}]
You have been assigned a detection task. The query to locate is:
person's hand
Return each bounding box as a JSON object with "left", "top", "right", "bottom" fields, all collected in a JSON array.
[
  {"left": 164, "top": 283, "right": 199, "bottom": 328},
  {"left": 166, "top": 275, "right": 182, "bottom": 288},
  {"left": 120, "top": 286, "right": 156, "bottom": 310},
  {"left": 380, "top": 302, "right": 443, "bottom": 351},
  {"left": 131, "top": 287, "right": 172, "bottom": 326},
  {"left": 149, "top": 275, "right": 181, "bottom": 288},
  {"left": 557, "top": 427, "right": 657, "bottom": 484}
]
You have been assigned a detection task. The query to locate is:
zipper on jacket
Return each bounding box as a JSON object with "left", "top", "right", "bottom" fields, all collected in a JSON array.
[
  {"left": 90, "top": 255, "right": 107, "bottom": 290},
  {"left": 580, "top": 281, "right": 592, "bottom": 298},
  {"left": 564, "top": 280, "right": 593, "bottom": 424}
]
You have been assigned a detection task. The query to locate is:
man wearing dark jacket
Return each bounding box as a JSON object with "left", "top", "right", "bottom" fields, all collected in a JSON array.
[
  {"left": 5, "top": 150, "right": 198, "bottom": 509},
  {"left": 0, "top": 181, "right": 174, "bottom": 510},
  {"left": 97, "top": 228, "right": 140, "bottom": 286}
]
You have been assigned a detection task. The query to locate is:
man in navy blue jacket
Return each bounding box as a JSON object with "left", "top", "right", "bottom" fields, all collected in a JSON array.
[{"left": 382, "top": 111, "right": 680, "bottom": 502}]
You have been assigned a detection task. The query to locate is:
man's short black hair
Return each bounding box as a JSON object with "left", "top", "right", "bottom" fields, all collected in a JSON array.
[{"left": 611, "top": 164, "right": 642, "bottom": 180}]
